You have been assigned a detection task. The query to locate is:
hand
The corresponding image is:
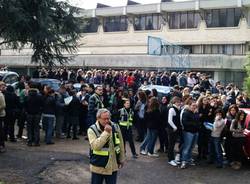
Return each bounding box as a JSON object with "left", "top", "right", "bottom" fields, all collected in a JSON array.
[
  {"left": 104, "top": 124, "right": 112, "bottom": 133},
  {"left": 173, "top": 127, "right": 177, "bottom": 132},
  {"left": 118, "top": 162, "right": 124, "bottom": 169}
]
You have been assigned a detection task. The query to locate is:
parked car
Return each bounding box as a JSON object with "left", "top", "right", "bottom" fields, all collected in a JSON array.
[
  {"left": 139, "top": 84, "right": 172, "bottom": 98},
  {"left": 30, "top": 78, "right": 61, "bottom": 91},
  {"left": 241, "top": 108, "right": 250, "bottom": 159},
  {"left": 0, "top": 71, "right": 19, "bottom": 86}
]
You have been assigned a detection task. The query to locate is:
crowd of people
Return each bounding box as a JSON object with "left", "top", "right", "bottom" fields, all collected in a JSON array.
[{"left": 0, "top": 67, "right": 250, "bottom": 171}]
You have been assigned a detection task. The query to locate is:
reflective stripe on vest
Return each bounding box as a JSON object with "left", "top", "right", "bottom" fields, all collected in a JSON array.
[
  {"left": 119, "top": 121, "right": 132, "bottom": 127},
  {"left": 89, "top": 123, "right": 121, "bottom": 167},
  {"left": 115, "top": 146, "right": 121, "bottom": 154},
  {"left": 119, "top": 108, "right": 133, "bottom": 128},
  {"left": 114, "top": 133, "right": 120, "bottom": 145},
  {"left": 93, "top": 148, "right": 109, "bottom": 156}
]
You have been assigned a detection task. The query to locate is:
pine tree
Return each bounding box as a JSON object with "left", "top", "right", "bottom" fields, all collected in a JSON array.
[
  {"left": 0, "top": 0, "right": 83, "bottom": 66},
  {"left": 244, "top": 54, "right": 250, "bottom": 96}
]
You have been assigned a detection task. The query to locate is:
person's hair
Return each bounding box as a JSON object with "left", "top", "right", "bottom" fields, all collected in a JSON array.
[
  {"left": 88, "top": 83, "right": 95, "bottom": 90},
  {"left": 147, "top": 97, "right": 160, "bottom": 112},
  {"left": 80, "top": 84, "right": 87, "bottom": 91},
  {"left": 95, "top": 85, "right": 103, "bottom": 90},
  {"left": 215, "top": 108, "right": 224, "bottom": 118},
  {"left": 197, "top": 96, "right": 208, "bottom": 109},
  {"left": 151, "top": 88, "right": 158, "bottom": 97},
  {"left": 170, "top": 96, "right": 181, "bottom": 105},
  {"left": 96, "top": 108, "right": 111, "bottom": 119},
  {"left": 234, "top": 110, "right": 247, "bottom": 129},
  {"left": 6, "top": 85, "right": 14, "bottom": 93},
  {"left": 184, "top": 96, "right": 193, "bottom": 106},
  {"left": 138, "top": 91, "right": 147, "bottom": 103},
  {"left": 47, "top": 88, "right": 55, "bottom": 95},
  {"left": 227, "top": 104, "right": 239, "bottom": 116},
  {"left": 69, "top": 89, "right": 76, "bottom": 96},
  {"left": 123, "top": 98, "right": 130, "bottom": 105}
]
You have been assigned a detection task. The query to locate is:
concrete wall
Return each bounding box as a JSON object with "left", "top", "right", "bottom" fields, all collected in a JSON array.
[{"left": 0, "top": 54, "right": 246, "bottom": 70}]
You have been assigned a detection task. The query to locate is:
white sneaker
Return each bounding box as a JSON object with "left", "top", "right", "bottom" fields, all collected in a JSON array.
[
  {"left": 140, "top": 150, "right": 147, "bottom": 155},
  {"left": 148, "top": 153, "right": 159, "bottom": 157},
  {"left": 180, "top": 161, "right": 187, "bottom": 169},
  {"left": 168, "top": 160, "right": 178, "bottom": 167},
  {"left": 175, "top": 154, "right": 181, "bottom": 164}
]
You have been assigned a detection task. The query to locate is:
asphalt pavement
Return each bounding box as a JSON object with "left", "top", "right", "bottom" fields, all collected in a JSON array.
[{"left": 0, "top": 137, "right": 250, "bottom": 184}]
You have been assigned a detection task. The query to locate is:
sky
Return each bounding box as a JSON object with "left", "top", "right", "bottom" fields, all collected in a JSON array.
[{"left": 66, "top": 0, "right": 186, "bottom": 9}]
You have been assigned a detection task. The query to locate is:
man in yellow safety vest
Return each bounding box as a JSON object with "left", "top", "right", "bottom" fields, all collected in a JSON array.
[
  {"left": 88, "top": 108, "right": 125, "bottom": 184},
  {"left": 118, "top": 99, "right": 138, "bottom": 158}
]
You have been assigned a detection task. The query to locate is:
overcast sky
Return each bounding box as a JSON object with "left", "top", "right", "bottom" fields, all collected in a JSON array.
[{"left": 66, "top": 0, "right": 186, "bottom": 9}]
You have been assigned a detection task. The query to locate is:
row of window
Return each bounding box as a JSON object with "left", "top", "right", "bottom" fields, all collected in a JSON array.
[
  {"left": 81, "top": 8, "right": 243, "bottom": 33},
  {"left": 205, "top": 8, "right": 242, "bottom": 28},
  {"left": 163, "top": 44, "right": 246, "bottom": 55},
  {"left": 168, "top": 12, "right": 200, "bottom": 29}
]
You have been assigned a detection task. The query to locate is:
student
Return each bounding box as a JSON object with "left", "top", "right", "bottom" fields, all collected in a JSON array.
[
  {"left": 140, "top": 97, "right": 161, "bottom": 157},
  {"left": 167, "top": 97, "right": 182, "bottom": 166},
  {"left": 230, "top": 110, "right": 246, "bottom": 169},
  {"left": 118, "top": 99, "right": 138, "bottom": 158},
  {"left": 180, "top": 101, "right": 199, "bottom": 169},
  {"left": 209, "top": 109, "right": 225, "bottom": 168}
]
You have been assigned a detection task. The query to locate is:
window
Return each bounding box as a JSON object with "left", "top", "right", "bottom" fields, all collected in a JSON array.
[
  {"left": 234, "top": 8, "right": 242, "bottom": 26},
  {"left": 194, "top": 12, "right": 200, "bottom": 28},
  {"left": 182, "top": 45, "right": 193, "bottom": 53},
  {"left": 205, "top": 8, "right": 242, "bottom": 27},
  {"left": 146, "top": 15, "right": 153, "bottom": 30},
  {"left": 219, "top": 9, "right": 227, "bottom": 27},
  {"left": 104, "top": 16, "right": 128, "bottom": 32},
  {"left": 212, "top": 45, "right": 219, "bottom": 54},
  {"left": 134, "top": 14, "right": 162, "bottom": 30},
  {"left": 4, "top": 74, "right": 18, "bottom": 84},
  {"left": 204, "top": 45, "right": 212, "bottom": 54},
  {"left": 226, "top": 9, "right": 235, "bottom": 27},
  {"left": 134, "top": 17, "right": 141, "bottom": 30},
  {"left": 234, "top": 45, "right": 242, "bottom": 55},
  {"left": 140, "top": 15, "right": 146, "bottom": 30},
  {"left": 180, "top": 12, "right": 187, "bottom": 29},
  {"left": 225, "top": 45, "right": 234, "bottom": 55},
  {"left": 192, "top": 45, "right": 202, "bottom": 54},
  {"left": 187, "top": 12, "right": 194, "bottom": 28},
  {"left": 171, "top": 44, "right": 246, "bottom": 55},
  {"left": 169, "top": 11, "right": 200, "bottom": 29},
  {"left": 153, "top": 14, "right": 160, "bottom": 29},
  {"left": 82, "top": 18, "right": 99, "bottom": 33},
  {"left": 212, "top": 10, "right": 220, "bottom": 27}
]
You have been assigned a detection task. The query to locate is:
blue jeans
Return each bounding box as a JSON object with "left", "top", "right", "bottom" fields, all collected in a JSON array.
[
  {"left": 181, "top": 131, "right": 198, "bottom": 162},
  {"left": 209, "top": 137, "right": 223, "bottom": 166},
  {"left": 140, "top": 129, "right": 158, "bottom": 154},
  {"left": 42, "top": 115, "right": 55, "bottom": 144},
  {"left": 91, "top": 172, "right": 117, "bottom": 184}
]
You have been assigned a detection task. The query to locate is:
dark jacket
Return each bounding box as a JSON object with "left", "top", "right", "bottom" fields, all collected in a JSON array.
[
  {"left": 182, "top": 109, "right": 200, "bottom": 133},
  {"left": 144, "top": 109, "right": 161, "bottom": 130},
  {"left": 43, "top": 95, "right": 56, "bottom": 115},
  {"left": 24, "top": 89, "right": 43, "bottom": 115},
  {"left": 67, "top": 96, "right": 81, "bottom": 117},
  {"left": 4, "top": 90, "right": 20, "bottom": 116},
  {"left": 160, "top": 103, "right": 169, "bottom": 128}
]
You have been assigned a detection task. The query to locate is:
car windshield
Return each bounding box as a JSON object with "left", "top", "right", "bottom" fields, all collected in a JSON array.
[
  {"left": 51, "top": 82, "right": 60, "bottom": 91},
  {"left": 41, "top": 80, "right": 60, "bottom": 91}
]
